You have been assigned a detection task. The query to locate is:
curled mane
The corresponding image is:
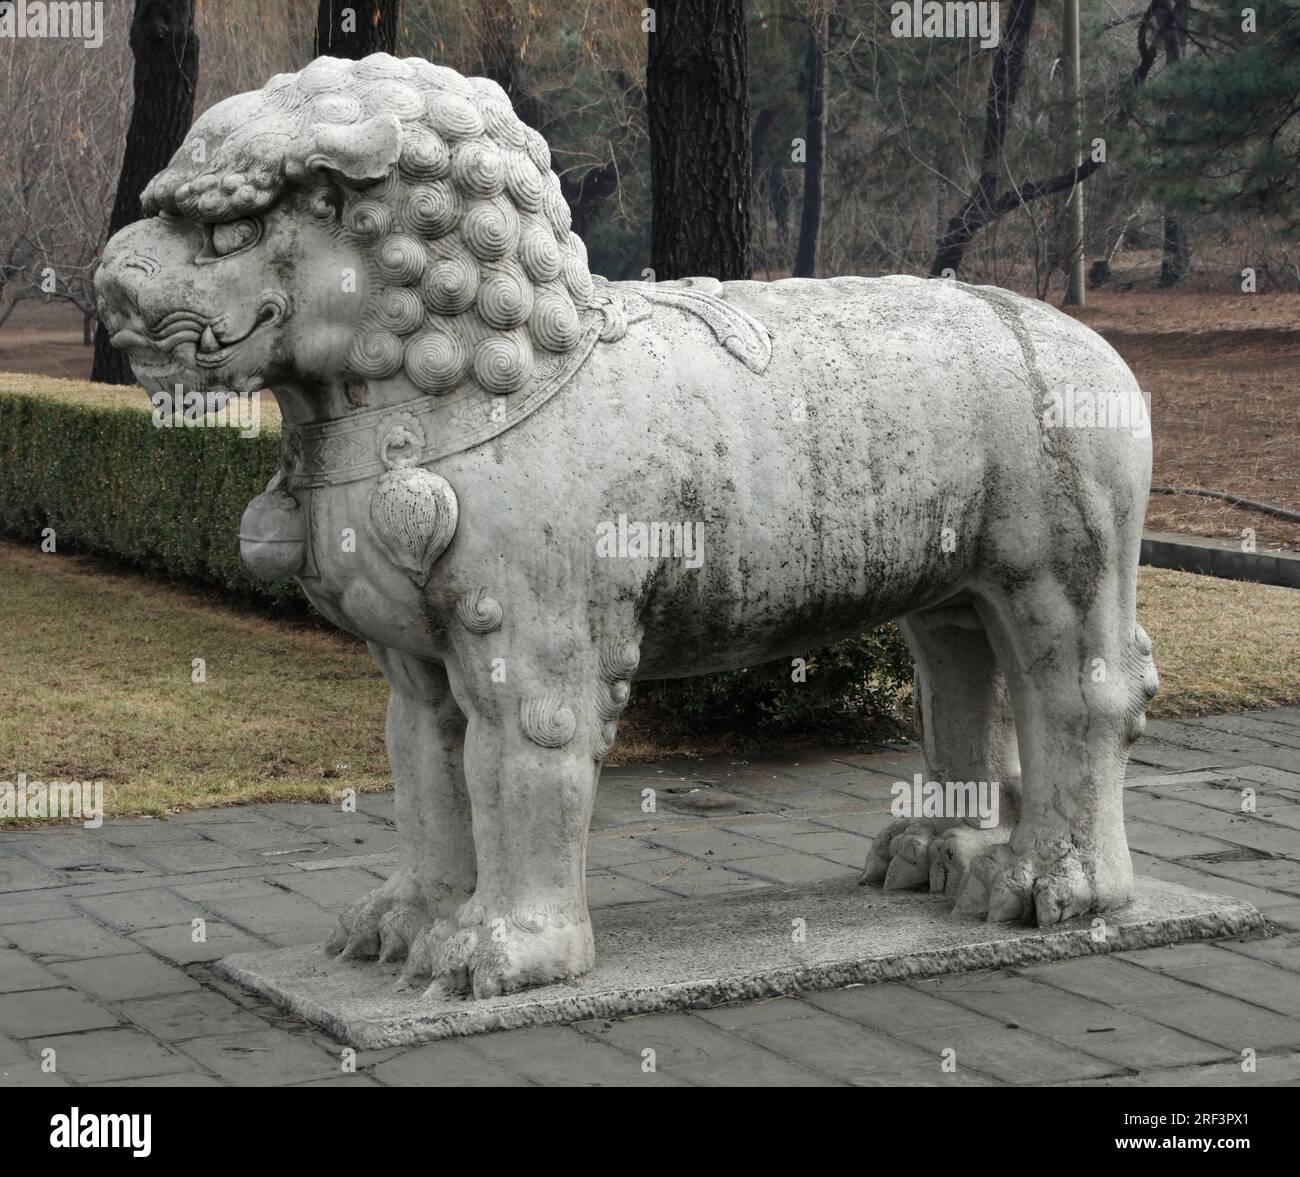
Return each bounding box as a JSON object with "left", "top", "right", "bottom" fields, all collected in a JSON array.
[{"left": 142, "top": 53, "right": 595, "bottom": 397}]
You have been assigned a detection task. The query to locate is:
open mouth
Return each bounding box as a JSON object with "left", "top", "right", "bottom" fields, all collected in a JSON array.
[{"left": 111, "top": 292, "right": 287, "bottom": 371}]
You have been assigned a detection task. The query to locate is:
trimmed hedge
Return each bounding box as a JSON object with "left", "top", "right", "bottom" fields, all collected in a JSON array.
[
  {"left": 0, "top": 375, "right": 297, "bottom": 606},
  {"left": 0, "top": 372, "right": 913, "bottom": 737}
]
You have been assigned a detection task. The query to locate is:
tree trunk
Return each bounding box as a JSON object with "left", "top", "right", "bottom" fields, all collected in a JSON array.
[
  {"left": 793, "top": 6, "right": 828, "bottom": 279},
  {"left": 1157, "top": 0, "right": 1190, "bottom": 287},
  {"left": 647, "top": 0, "right": 753, "bottom": 281},
  {"left": 314, "top": 0, "right": 402, "bottom": 59},
  {"left": 929, "top": 0, "right": 1036, "bottom": 278},
  {"left": 91, "top": 0, "right": 199, "bottom": 385}
]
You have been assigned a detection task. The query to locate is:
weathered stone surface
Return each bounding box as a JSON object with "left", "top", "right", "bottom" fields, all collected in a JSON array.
[
  {"left": 216, "top": 876, "right": 1263, "bottom": 1048},
  {"left": 98, "top": 52, "right": 1163, "bottom": 1000}
]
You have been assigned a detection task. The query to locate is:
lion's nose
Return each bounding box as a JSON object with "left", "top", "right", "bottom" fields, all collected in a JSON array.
[{"left": 94, "top": 246, "right": 155, "bottom": 333}]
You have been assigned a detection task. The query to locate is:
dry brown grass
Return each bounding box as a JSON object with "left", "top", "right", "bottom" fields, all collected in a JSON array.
[
  {"left": 2, "top": 542, "right": 1296, "bottom": 825},
  {"left": 1067, "top": 292, "right": 1300, "bottom": 552}
]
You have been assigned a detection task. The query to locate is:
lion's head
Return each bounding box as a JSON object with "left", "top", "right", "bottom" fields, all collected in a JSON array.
[{"left": 95, "top": 53, "right": 595, "bottom": 403}]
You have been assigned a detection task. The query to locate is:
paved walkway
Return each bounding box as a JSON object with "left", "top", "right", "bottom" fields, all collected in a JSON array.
[{"left": 3, "top": 708, "right": 1300, "bottom": 1087}]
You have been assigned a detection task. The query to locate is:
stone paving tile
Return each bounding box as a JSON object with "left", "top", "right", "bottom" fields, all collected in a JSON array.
[
  {"left": 692, "top": 997, "right": 999, "bottom": 1086},
  {"left": 101, "top": 1072, "right": 226, "bottom": 1087},
  {"left": 585, "top": 834, "right": 679, "bottom": 869},
  {"left": 274, "top": 866, "right": 388, "bottom": 907},
  {"left": 1, "top": 915, "right": 139, "bottom": 962},
  {"left": 190, "top": 884, "right": 335, "bottom": 938},
  {"left": 467, "top": 1024, "right": 689, "bottom": 1086},
  {"left": 1127, "top": 739, "right": 1236, "bottom": 772},
  {"left": 804, "top": 809, "right": 896, "bottom": 838},
  {"left": 115, "top": 989, "right": 273, "bottom": 1042},
  {"left": 806, "top": 982, "right": 1118, "bottom": 1084},
  {"left": 49, "top": 953, "right": 201, "bottom": 1003},
  {"left": 71, "top": 887, "right": 207, "bottom": 933},
  {"left": 575, "top": 1012, "right": 839, "bottom": 1086},
  {"left": 0, "top": 1063, "right": 70, "bottom": 1087},
  {"left": 1136, "top": 781, "right": 1300, "bottom": 832},
  {"left": 724, "top": 851, "right": 854, "bottom": 885},
  {"left": 1122, "top": 818, "right": 1240, "bottom": 859},
  {"left": 587, "top": 870, "right": 672, "bottom": 907},
  {"left": 30, "top": 1027, "right": 193, "bottom": 1083},
  {"left": 1129, "top": 850, "right": 1291, "bottom": 910},
  {"left": 97, "top": 818, "right": 205, "bottom": 847},
  {"left": 1125, "top": 792, "right": 1300, "bottom": 856},
  {"left": 133, "top": 838, "right": 257, "bottom": 874},
  {"left": 0, "top": 987, "right": 119, "bottom": 1038},
  {"left": 372, "top": 1041, "right": 533, "bottom": 1086},
  {"left": 922, "top": 969, "right": 1228, "bottom": 1070},
  {"left": 197, "top": 814, "right": 332, "bottom": 853},
  {"left": 1114, "top": 942, "right": 1300, "bottom": 1016},
  {"left": 0, "top": 893, "right": 76, "bottom": 924},
  {"left": 0, "top": 855, "right": 69, "bottom": 891},
  {"left": 314, "top": 824, "right": 401, "bottom": 856},
  {"left": 9, "top": 840, "right": 157, "bottom": 884},
  {"left": 1064, "top": 1050, "right": 1300, "bottom": 1087},
  {"left": 1184, "top": 855, "right": 1300, "bottom": 898},
  {"left": 0, "top": 1032, "right": 30, "bottom": 1063},
  {"left": 1218, "top": 932, "right": 1300, "bottom": 970},
  {"left": 1230, "top": 765, "right": 1300, "bottom": 800},
  {"left": 1027, "top": 955, "right": 1300, "bottom": 1051},
  {"left": 608, "top": 856, "right": 774, "bottom": 899},
  {"left": 0, "top": 947, "right": 61, "bottom": 993},
  {"left": 747, "top": 827, "right": 873, "bottom": 868},
  {"left": 175, "top": 1027, "right": 343, "bottom": 1085},
  {"left": 638, "top": 827, "right": 776, "bottom": 862},
  {"left": 128, "top": 920, "right": 270, "bottom": 965}
]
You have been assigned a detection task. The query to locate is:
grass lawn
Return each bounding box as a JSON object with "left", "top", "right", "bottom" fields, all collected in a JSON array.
[{"left": 2, "top": 540, "right": 1298, "bottom": 824}]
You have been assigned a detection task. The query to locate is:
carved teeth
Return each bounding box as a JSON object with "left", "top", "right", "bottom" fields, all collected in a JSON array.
[{"left": 200, "top": 325, "right": 220, "bottom": 353}]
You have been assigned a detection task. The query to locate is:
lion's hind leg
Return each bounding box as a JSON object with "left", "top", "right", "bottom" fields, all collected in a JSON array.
[{"left": 860, "top": 599, "right": 1022, "bottom": 896}]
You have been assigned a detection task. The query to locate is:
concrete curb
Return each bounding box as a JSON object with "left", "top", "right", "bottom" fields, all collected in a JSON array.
[{"left": 1142, "top": 531, "right": 1300, "bottom": 590}]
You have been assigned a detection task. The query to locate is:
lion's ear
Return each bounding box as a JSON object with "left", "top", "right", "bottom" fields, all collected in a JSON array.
[{"left": 285, "top": 114, "right": 402, "bottom": 185}]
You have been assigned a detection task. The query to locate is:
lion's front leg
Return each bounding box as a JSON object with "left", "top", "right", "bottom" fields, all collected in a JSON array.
[
  {"left": 403, "top": 634, "right": 620, "bottom": 999},
  {"left": 326, "top": 644, "right": 476, "bottom": 963}
]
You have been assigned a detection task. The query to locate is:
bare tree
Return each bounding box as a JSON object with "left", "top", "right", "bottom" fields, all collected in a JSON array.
[
  {"left": 929, "top": 0, "right": 1103, "bottom": 278},
  {"left": 647, "top": 0, "right": 753, "bottom": 281},
  {"left": 91, "top": 0, "right": 199, "bottom": 384}
]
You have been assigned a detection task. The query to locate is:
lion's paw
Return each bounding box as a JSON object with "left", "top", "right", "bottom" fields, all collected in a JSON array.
[
  {"left": 861, "top": 820, "right": 1012, "bottom": 897},
  {"left": 859, "top": 819, "right": 938, "bottom": 890},
  {"left": 325, "top": 870, "right": 430, "bottom": 963},
  {"left": 927, "top": 825, "right": 1013, "bottom": 896},
  {"left": 953, "top": 839, "right": 1097, "bottom": 925},
  {"left": 399, "top": 900, "right": 594, "bottom": 999}
]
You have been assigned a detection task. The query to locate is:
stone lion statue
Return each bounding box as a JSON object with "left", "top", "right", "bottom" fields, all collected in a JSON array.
[{"left": 96, "top": 53, "right": 1157, "bottom": 999}]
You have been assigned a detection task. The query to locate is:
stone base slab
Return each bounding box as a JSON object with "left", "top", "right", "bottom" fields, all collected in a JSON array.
[{"left": 214, "top": 877, "right": 1266, "bottom": 1049}]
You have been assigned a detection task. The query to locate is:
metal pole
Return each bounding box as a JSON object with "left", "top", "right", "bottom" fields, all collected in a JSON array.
[{"left": 1063, "top": 0, "right": 1086, "bottom": 307}]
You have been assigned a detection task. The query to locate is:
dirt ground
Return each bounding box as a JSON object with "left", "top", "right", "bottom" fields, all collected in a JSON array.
[{"left": 3, "top": 291, "right": 1298, "bottom": 548}]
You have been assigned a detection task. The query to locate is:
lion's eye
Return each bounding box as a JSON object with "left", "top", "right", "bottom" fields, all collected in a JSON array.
[{"left": 208, "top": 218, "right": 261, "bottom": 257}]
